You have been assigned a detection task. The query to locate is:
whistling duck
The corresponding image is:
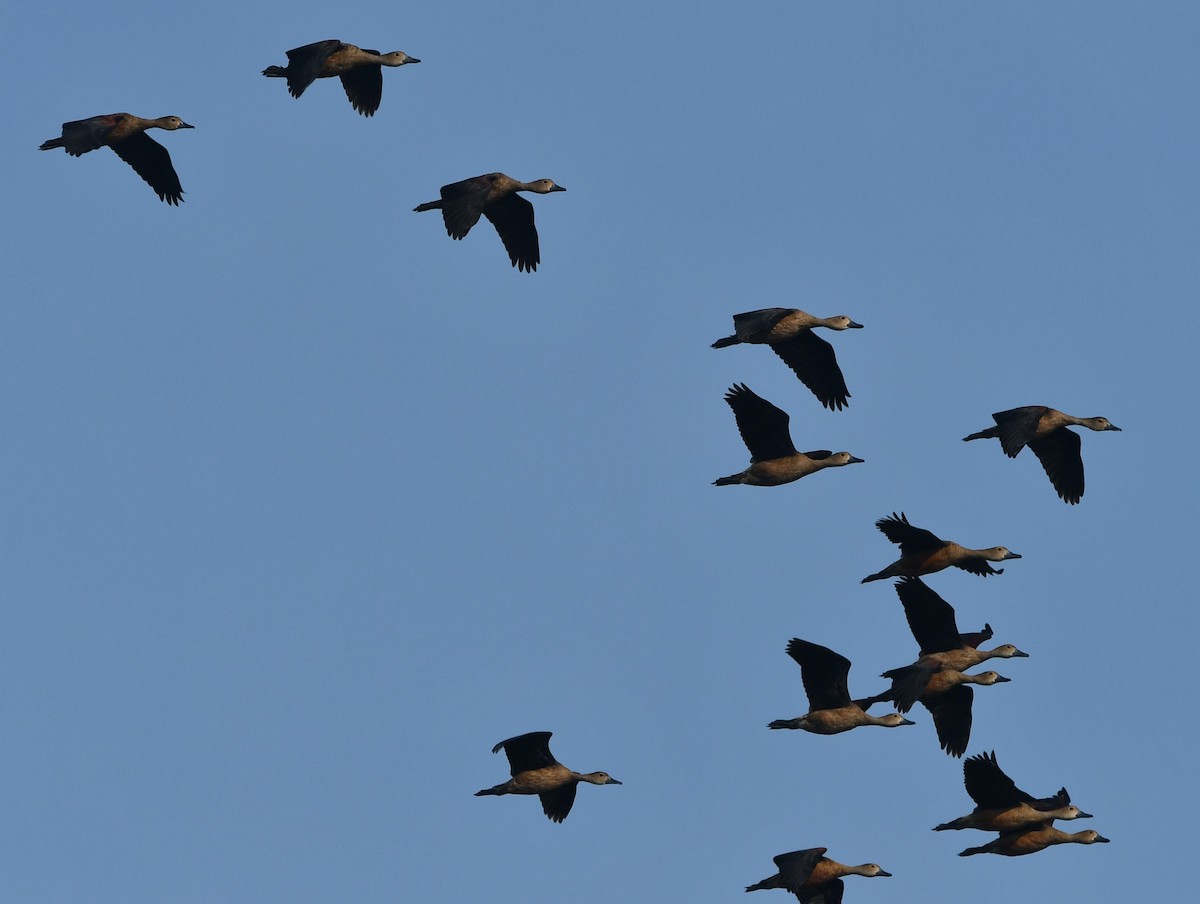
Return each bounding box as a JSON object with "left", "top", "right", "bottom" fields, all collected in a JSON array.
[
  {"left": 712, "top": 309, "right": 863, "bottom": 411},
  {"left": 475, "top": 731, "right": 620, "bottom": 823},
  {"left": 963, "top": 406, "right": 1121, "bottom": 504},
  {"left": 865, "top": 664, "right": 1011, "bottom": 757},
  {"left": 414, "top": 173, "right": 565, "bottom": 272},
  {"left": 39, "top": 113, "right": 193, "bottom": 204},
  {"left": 715, "top": 384, "right": 863, "bottom": 486},
  {"left": 959, "top": 826, "right": 1109, "bottom": 857},
  {"left": 262, "top": 40, "right": 420, "bottom": 116},
  {"left": 934, "top": 750, "right": 1092, "bottom": 832},
  {"left": 746, "top": 847, "right": 891, "bottom": 904},
  {"left": 768, "top": 638, "right": 913, "bottom": 734},
  {"left": 861, "top": 513, "right": 1020, "bottom": 583},
  {"left": 894, "top": 577, "right": 1028, "bottom": 673}
]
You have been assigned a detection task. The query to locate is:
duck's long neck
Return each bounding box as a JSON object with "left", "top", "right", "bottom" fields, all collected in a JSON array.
[
  {"left": 841, "top": 864, "right": 877, "bottom": 878},
  {"left": 786, "top": 311, "right": 820, "bottom": 328},
  {"left": 969, "top": 547, "right": 1011, "bottom": 563},
  {"left": 864, "top": 710, "right": 911, "bottom": 728},
  {"left": 1048, "top": 829, "right": 1093, "bottom": 845},
  {"left": 960, "top": 671, "right": 1008, "bottom": 687}
]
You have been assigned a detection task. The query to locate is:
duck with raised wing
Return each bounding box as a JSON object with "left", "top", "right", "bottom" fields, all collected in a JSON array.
[
  {"left": 475, "top": 731, "right": 620, "bottom": 823},
  {"left": 714, "top": 384, "right": 863, "bottom": 486},
  {"left": 934, "top": 750, "right": 1092, "bottom": 832},
  {"left": 893, "top": 577, "right": 1028, "bottom": 673},
  {"left": 861, "top": 512, "right": 1020, "bottom": 583},
  {"left": 963, "top": 405, "right": 1121, "bottom": 504},
  {"left": 39, "top": 114, "right": 193, "bottom": 204},
  {"left": 712, "top": 309, "right": 863, "bottom": 411},
  {"left": 768, "top": 638, "right": 913, "bottom": 734},
  {"left": 262, "top": 40, "right": 420, "bottom": 116},
  {"left": 414, "top": 173, "right": 565, "bottom": 272},
  {"left": 746, "top": 847, "right": 891, "bottom": 903}
]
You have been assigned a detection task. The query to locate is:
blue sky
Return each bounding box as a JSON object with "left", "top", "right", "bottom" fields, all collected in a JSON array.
[{"left": 4, "top": 2, "right": 1197, "bottom": 902}]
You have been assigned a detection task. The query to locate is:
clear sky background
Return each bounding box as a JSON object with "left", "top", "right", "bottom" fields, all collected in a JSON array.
[{"left": 3, "top": 2, "right": 1197, "bottom": 902}]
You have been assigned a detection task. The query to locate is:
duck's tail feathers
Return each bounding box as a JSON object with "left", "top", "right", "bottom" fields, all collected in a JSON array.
[{"left": 963, "top": 427, "right": 999, "bottom": 442}]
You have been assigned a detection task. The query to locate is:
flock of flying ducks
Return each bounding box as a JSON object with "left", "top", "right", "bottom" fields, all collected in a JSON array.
[
  {"left": 710, "top": 307, "right": 1121, "bottom": 503},
  {"left": 37, "top": 36, "right": 1120, "bottom": 904},
  {"left": 704, "top": 297, "right": 1117, "bottom": 898},
  {"left": 472, "top": 309, "right": 1118, "bottom": 901},
  {"left": 701, "top": 295, "right": 1117, "bottom": 897},
  {"left": 39, "top": 40, "right": 565, "bottom": 272}
]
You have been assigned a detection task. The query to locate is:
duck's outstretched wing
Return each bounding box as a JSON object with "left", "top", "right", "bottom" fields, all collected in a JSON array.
[
  {"left": 770, "top": 330, "right": 852, "bottom": 411},
  {"left": 1028, "top": 429, "right": 1085, "bottom": 504},
  {"left": 492, "top": 730, "right": 558, "bottom": 775},
  {"left": 725, "top": 384, "right": 797, "bottom": 462},
  {"left": 875, "top": 512, "right": 943, "bottom": 554},
  {"left": 111, "top": 133, "right": 184, "bottom": 204},
  {"left": 283, "top": 40, "right": 342, "bottom": 97},
  {"left": 483, "top": 192, "right": 540, "bottom": 272},
  {"left": 340, "top": 56, "right": 385, "bottom": 116}
]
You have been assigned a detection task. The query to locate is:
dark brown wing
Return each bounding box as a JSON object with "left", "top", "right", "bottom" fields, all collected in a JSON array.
[
  {"left": 439, "top": 174, "right": 495, "bottom": 201},
  {"left": 958, "top": 623, "right": 993, "bottom": 649},
  {"left": 798, "top": 878, "right": 844, "bottom": 904},
  {"left": 43, "top": 115, "right": 119, "bottom": 155},
  {"left": 953, "top": 558, "right": 1003, "bottom": 577},
  {"left": 731, "top": 308, "right": 794, "bottom": 341},
  {"left": 483, "top": 192, "right": 540, "bottom": 272},
  {"left": 492, "top": 731, "right": 558, "bottom": 775},
  {"left": 416, "top": 176, "right": 493, "bottom": 238},
  {"left": 895, "top": 577, "right": 962, "bottom": 654},
  {"left": 1032, "top": 788, "right": 1073, "bottom": 810},
  {"left": 339, "top": 65, "right": 384, "bottom": 116},
  {"left": 109, "top": 132, "right": 184, "bottom": 204},
  {"left": 786, "top": 639, "right": 852, "bottom": 710},
  {"left": 539, "top": 783, "right": 577, "bottom": 823},
  {"left": 875, "top": 512, "right": 944, "bottom": 554},
  {"left": 284, "top": 40, "right": 342, "bottom": 97},
  {"left": 1027, "top": 428, "right": 1085, "bottom": 504},
  {"left": 991, "top": 406, "right": 1050, "bottom": 458},
  {"left": 771, "top": 848, "right": 826, "bottom": 892},
  {"left": 963, "top": 751, "right": 1029, "bottom": 808},
  {"left": 725, "top": 384, "right": 797, "bottom": 462},
  {"left": 770, "top": 330, "right": 852, "bottom": 411},
  {"left": 880, "top": 660, "right": 941, "bottom": 713},
  {"left": 922, "top": 685, "right": 973, "bottom": 757}
]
